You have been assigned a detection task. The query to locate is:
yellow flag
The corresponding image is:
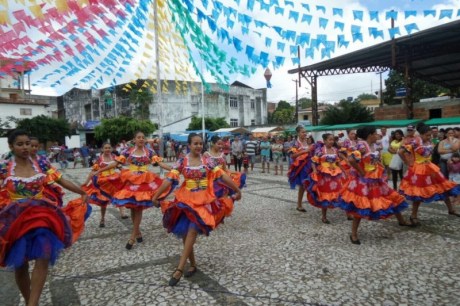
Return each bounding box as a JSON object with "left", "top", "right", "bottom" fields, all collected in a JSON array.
[{"left": 56, "top": 0, "right": 69, "bottom": 13}]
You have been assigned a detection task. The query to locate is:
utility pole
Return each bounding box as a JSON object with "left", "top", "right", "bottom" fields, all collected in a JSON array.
[{"left": 292, "top": 79, "right": 298, "bottom": 124}]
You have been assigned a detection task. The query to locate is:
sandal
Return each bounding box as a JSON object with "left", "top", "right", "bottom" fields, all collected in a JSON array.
[
  {"left": 99, "top": 220, "right": 105, "bottom": 228},
  {"left": 121, "top": 215, "right": 129, "bottom": 219},
  {"left": 125, "top": 239, "right": 135, "bottom": 250},
  {"left": 184, "top": 266, "right": 197, "bottom": 278},
  {"left": 349, "top": 235, "right": 361, "bottom": 245},
  {"left": 296, "top": 207, "right": 307, "bottom": 212},
  {"left": 321, "top": 218, "right": 330, "bottom": 224},
  {"left": 448, "top": 211, "right": 460, "bottom": 217},
  {"left": 169, "top": 268, "right": 183, "bottom": 286},
  {"left": 136, "top": 234, "right": 143, "bottom": 243},
  {"left": 409, "top": 216, "right": 420, "bottom": 227}
]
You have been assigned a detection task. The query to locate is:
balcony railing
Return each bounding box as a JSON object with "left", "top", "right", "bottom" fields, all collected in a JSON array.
[{"left": 0, "top": 97, "right": 50, "bottom": 106}]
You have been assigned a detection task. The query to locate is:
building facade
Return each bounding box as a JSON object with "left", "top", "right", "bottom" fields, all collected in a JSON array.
[
  {"left": 374, "top": 98, "right": 460, "bottom": 120},
  {"left": 58, "top": 80, "right": 268, "bottom": 134}
]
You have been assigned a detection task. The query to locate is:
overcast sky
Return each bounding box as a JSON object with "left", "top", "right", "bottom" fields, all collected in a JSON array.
[{"left": 3, "top": 0, "right": 459, "bottom": 104}]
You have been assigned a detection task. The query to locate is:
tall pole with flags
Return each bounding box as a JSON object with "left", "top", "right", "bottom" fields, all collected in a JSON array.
[{"left": 153, "top": 0, "right": 164, "bottom": 161}]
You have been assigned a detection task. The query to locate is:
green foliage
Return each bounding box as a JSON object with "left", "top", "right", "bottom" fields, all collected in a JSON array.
[
  {"left": 187, "top": 116, "right": 230, "bottom": 131},
  {"left": 269, "top": 100, "right": 296, "bottom": 125},
  {"left": 129, "top": 85, "right": 153, "bottom": 120},
  {"left": 299, "top": 97, "right": 312, "bottom": 109},
  {"left": 15, "top": 115, "right": 71, "bottom": 144},
  {"left": 355, "top": 93, "right": 378, "bottom": 101},
  {"left": 320, "top": 101, "right": 374, "bottom": 125},
  {"left": 383, "top": 70, "right": 447, "bottom": 105},
  {"left": 94, "top": 116, "right": 156, "bottom": 144}
]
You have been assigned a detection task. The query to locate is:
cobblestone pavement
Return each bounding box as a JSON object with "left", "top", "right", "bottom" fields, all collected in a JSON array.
[{"left": 1, "top": 164, "right": 460, "bottom": 306}]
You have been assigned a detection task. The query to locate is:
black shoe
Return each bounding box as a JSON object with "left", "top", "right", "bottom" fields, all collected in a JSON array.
[
  {"left": 184, "top": 266, "right": 197, "bottom": 278},
  {"left": 125, "top": 239, "right": 135, "bottom": 250},
  {"left": 121, "top": 215, "right": 129, "bottom": 219},
  {"left": 169, "top": 269, "right": 183, "bottom": 286},
  {"left": 350, "top": 235, "right": 361, "bottom": 245},
  {"left": 136, "top": 236, "right": 143, "bottom": 243},
  {"left": 99, "top": 221, "right": 105, "bottom": 228}
]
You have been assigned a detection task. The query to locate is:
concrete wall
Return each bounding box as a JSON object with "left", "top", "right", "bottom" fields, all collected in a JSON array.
[
  {"left": 0, "top": 103, "right": 49, "bottom": 128},
  {"left": 375, "top": 98, "right": 460, "bottom": 120}
]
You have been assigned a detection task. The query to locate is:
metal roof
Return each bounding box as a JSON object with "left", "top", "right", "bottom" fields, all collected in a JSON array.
[{"left": 289, "top": 20, "right": 460, "bottom": 89}]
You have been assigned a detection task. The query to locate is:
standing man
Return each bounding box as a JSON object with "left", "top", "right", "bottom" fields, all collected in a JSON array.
[
  {"left": 80, "top": 143, "right": 90, "bottom": 168},
  {"left": 260, "top": 136, "right": 271, "bottom": 173},
  {"left": 431, "top": 126, "right": 440, "bottom": 146},
  {"left": 231, "top": 136, "right": 243, "bottom": 172},
  {"left": 244, "top": 134, "right": 258, "bottom": 172}
]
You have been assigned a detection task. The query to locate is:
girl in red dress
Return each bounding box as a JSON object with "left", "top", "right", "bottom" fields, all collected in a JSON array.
[
  {"left": 308, "top": 133, "right": 346, "bottom": 224},
  {"left": 94, "top": 131, "right": 171, "bottom": 250},
  {"left": 152, "top": 133, "right": 241, "bottom": 286},
  {"left": 399, "top": 123, "right": 460, "bottom": 226},
  {"left": 287, "top": 126, "right": 314, "bottom": 212},
  {"left": 0, "top": 130, "right": 89, "bottom": 306},
  {"left": 338, "top": 126, "right": 410, "bottom": 244},
  {"left": 82, "top": 142, "right": 124, "bottom": 227}
]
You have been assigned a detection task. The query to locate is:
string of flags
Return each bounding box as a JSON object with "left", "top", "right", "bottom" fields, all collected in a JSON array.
[{"left": 0, "top": 0, "right": 458, "bottom": 93}]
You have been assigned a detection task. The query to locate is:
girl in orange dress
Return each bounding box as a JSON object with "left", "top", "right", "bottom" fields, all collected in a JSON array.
[
  {"left": 82, "top": 142, "right": 123, "bottom": 228},
  {"left": 203, "top": 135, "right": 246, "bottom": 198},
  {"left": 338, "top": 130, "right": 358, "bottom": 220},
  {"left": 0, "top": 130, "right": 89, "bottom": 306},
  {"left": 94, "top": 131, "right": 171, "bottom": 250},
  {"left": 152, "top": 133, "right": 241, "bottom": 286},
  {"left": 338, "top": 126, "right": 410, "bottom": 245},
  {"left": 287, "top": 126, "right": 314, "bottom": 212},
  {"left": 308, "top": 133, "right": 346, "bottom": 224},
  {"left": 399, "top": 123, "right": 460, "bottom": 226}
]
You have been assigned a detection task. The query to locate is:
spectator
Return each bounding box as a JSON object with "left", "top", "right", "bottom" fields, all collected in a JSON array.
[
  {"left": 260, "top": 136, "right": 271, "bottom": 173},
  {"left": 80, "top": 143, "right": 90, "bottom": 167},
  {"left": 231, "top": 136, "right": 243, "bottom": 172},
  {"left": 271, "top": 137, "right": 284, "bottom": 175},
  {"left": 244, "top": 134, "right": 258, "bottom": 172},
  {"left": 438, "top": 128, "right": 460, "bottom": 178},
  {"left": 431, "top": 127, "right": 440, "bottom": 145},
  {"left": 73, "top": 148, "right": 84, "bottom": 169},
  {"left": 284, "top": 135, "right": 293, "bottom": 165}
]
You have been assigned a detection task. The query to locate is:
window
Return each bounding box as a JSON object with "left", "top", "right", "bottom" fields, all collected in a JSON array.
[
  {"left": 250, "top": 99, "right": 255, "bottom": 109},
  {"left": 20, "top": 108, "right": 32, "bottom": 115},
  {"left": 303, "top": 115, "right": 308, "bottom": 120},
  {"left": 429, "top": 108, "right": 442, "bottom": 119},
  {"left": 230, "top": 119, "right": 238, "bottom": 127},
  {"left": 230, "top": 96, "right": 238, "bottom": 108},
  {"left": 251, "top": 119, "right": 255, "bottom": 126}
]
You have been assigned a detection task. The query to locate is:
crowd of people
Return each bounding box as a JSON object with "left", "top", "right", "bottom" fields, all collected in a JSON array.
[{"left": 0, "top": 123, "right": 459, "bottom": 304}]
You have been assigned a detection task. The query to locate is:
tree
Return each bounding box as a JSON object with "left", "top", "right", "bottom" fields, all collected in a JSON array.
[
  {"left": 129, "top": 88, "right": 153, "bottom": 120},
  {"left": 268, "top": 100, "right": 296, "bottom": 124},
  {"left": 383, "top": 70, "right": 447, "bottom": 105},
  {"left": 94, "top": 116, "right": 156, "bottom": 144},
  {"left": 320, "top": 100, "right": 374, "bottom": 125},
  {"left": 187, "top": 116, "right": 230, "bottom": 131},
  {"left": 15, "top": 115, "right": 71, "bottom": 144},
  {"left": 299, "top": 97, "right": 312, "bottom": 109},
  {"left": 355, "top": 93, "right": 378, "bottom": 101}
]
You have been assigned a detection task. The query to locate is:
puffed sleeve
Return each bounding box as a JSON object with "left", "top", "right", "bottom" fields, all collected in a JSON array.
[
  {"left": 37, "top": 156, "right": 62, "bottom": 182},
  {"left": 350, "top": 150, "right": 362, "bottom": 162},
  {"left": 166, "top": 158, "right": 184, "bottom": 182},
  {"left": 115, "top": 148, "right": 129, "bottom": 164},
  {"left": 151, "top": 155, "right": 163, "bottom": 164}
]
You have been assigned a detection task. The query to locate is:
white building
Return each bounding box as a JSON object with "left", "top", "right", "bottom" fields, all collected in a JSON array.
[
  {"left": 0, "top": 59, "right": 57, "bottom": 129},
  {"left": 59, "top": 80, "right": 268, "bottom": 135}
]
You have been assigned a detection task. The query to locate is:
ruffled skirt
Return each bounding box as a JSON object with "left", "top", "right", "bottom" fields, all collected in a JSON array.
[
  {"left": 83, "top": 173, "right": 123, "bottom": 207},
  {"left": 338, "top": 170, "right": 408, "bottom": 220},
  {"left": 399, "top": 162, "right": 460, "bottom": 202},
  {"left": 213, "top": 171, "right": 246, "bottom": 198},
  {"left": 0, "top": 198, "right": 90, "bottom": 268},
  {"left": 161, "top": 188, "right": 233, "bottom": 238},
  {"left": 287, "top": 155, "right": 311, "bottom": 189},
  {"left": 307, "top": 170, "right": 344, "bottom": 209},
  {"left": 112, "top": 169, "right": 171, "bottom": 209}
]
